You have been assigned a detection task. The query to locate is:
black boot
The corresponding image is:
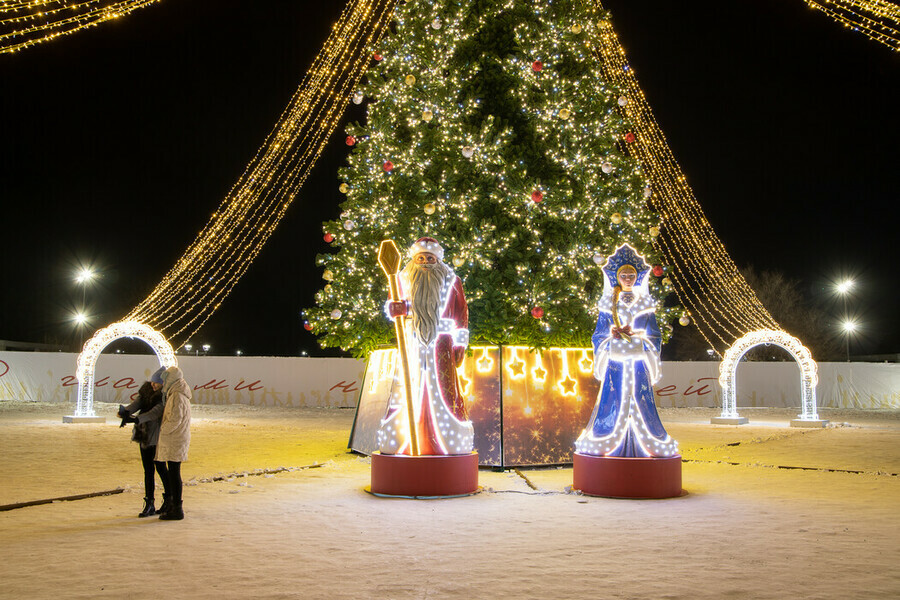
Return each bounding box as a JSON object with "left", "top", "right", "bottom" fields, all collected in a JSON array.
[
  {"left": 158, "top": 493, "right": 171, "bottom": 516},
  {"left": 159, "top": 500, "right": 183, "bottom": 521},
  {"left": 138, "top": 497, "right": 156, "bottom": 518}
]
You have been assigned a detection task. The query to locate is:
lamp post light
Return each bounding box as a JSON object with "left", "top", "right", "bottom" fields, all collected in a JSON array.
[
  {"left": 202, "top": 344, "right": 211, "bottom": 356},
  {"left": 183, "top": 343, "right": 193, "bottom": 355},
  {"left": 74, "top": 267, "right": 95, "bottom": 348},
  {"left": 835, "top": 278, "right": 855, "bottom": 362},
  {"left": 842, "top": 320, "right": 856, "bottom": 363}
]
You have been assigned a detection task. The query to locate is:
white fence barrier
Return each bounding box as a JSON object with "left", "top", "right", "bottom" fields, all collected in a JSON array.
[{"left": 0, "top": 352, "right": 897, "bottom": 410}]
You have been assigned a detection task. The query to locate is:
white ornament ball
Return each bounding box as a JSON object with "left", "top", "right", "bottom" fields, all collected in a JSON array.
[
  {"left": 462, "top": 146, "right": 475, "bottom": 158},
  {"left": 617, "top": 96, "right": 628, "bottom": 107},
  {"left": 601, "top": 162, "right": 615, "bottom": 174},
  {"left": 452, "top": 256, "right": 465, "bottom": 268},
  {"left": 352, "top": 91, "right": 364, "bottom": 105},
  {"left": 422, "top": 109, "right": 434, "bottom": 122},
  {"left": 343, "top": 220, "right": 355, "bottom": 231},
  {"left": 331, "top": 309, "right": 342, "bottom": 320},
  {"left": 431, "top": 18, "right": 442, "bottom": 30},
  {"left": 424, "top": 202, "right": 436, "bottom": 215},
  {"left": 679, "top": 315, "right": 691, "bottom": 327},
  {"left": 643, "top": 186, "right": 652, "bottom": 199},
  {"left": 592, "top": 253, "right": 604, "bottom": 265}
]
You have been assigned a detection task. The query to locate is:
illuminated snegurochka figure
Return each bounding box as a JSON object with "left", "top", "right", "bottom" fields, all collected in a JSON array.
[
  {"left": 377, "top": 237, "right": 474, "bottom": 455},
  {"left": 576, "top": 244, "right": 678, "bottom": 458}
]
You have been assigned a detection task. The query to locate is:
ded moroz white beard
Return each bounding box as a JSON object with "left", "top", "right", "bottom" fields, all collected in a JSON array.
[{"left": 402, "top": 259, "right": 452, "bottom": 345}]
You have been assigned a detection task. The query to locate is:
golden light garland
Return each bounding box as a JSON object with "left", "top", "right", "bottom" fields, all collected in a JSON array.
[
  {"left": 124, "top": 0, "right": 399, "bottom": 347},
  {"left": 803, "top": 0, "right": 900, "bottom": 51},
  {"left": 0, "top": 0, "right": 164, "bottom": 55},
  {"left": 592, "top": 1, "right": 782, "bottom": 353}
]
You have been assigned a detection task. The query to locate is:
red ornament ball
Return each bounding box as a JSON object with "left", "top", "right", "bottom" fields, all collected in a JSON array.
[
  {"left": 624, "top": 132, "right": 636, "bottom": 144},
  {"left": 531, "top": 190, "right": 544, "bottom": 203},
  {"left": 383, "top": 160, "right": 394, "bottom": 173},
  {"left": 532, "top": 60, "right": 543, "bottom": 72},
  {"left": 531, "top": 306, "right": 544, "bottom": 319},
  {"left": 345, "top": 135, "right": 356, "bottom": 146},
  {"left": 303, "top": 321, "right": 312, "bottom": 331},
  {"left": 373, "top": 52, "right": 383, "bottom": 61},
  {"left": 652, "top": 264, "right": 664, "bottom": 277},
  {"left": 323, "top": 233, "right": 334, "bottom": 243}
]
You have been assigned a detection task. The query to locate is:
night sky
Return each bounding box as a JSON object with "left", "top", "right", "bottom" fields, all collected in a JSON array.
[{"left": 1, "top": 0, "right": 897, "bottom": 357}]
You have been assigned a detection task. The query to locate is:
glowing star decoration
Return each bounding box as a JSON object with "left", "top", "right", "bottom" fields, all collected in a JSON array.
[
  {"left": 556, "top": 349, "right": 577, "bottom": 396},
  {"left": 72, "top": 321, "right": 177, "bottom": 420},
  {"left": 531, "top": 352, "right": 547, "bottom": 382},
  {"left": 476, "top": 346, "right": 494, "bottom": 373},
  {"left": 506, "top": 347, "right": 526, "bottom": 379},
  {"left": 578, "top": 349, "right": 593, "bottom": 373},
  {"left": 719, "top": 329, "right": 820, "bottom": 424}
]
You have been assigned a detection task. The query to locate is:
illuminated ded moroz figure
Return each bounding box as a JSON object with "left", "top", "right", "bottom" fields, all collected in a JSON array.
[
  {"left": 576, "top": 243, "right": 678, "bottom": 458},
  {"left": 378, "top": 237, "right": 474, "bottom": 455}
]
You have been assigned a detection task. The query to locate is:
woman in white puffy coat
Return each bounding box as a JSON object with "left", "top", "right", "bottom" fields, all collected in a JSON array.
[{"left": 156, "top": 366, "right": 191, "bottom": 520}]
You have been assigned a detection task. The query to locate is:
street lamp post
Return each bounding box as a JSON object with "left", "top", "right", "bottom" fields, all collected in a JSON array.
[
  {"left": 836, "top": 279, "right": 854, "bottom": 363},
  {"left": 842, "top": 320, "right": 856, "bottom": 363},
  {"left": 75, "top": 267, "right": 94, "bottom": 348}
]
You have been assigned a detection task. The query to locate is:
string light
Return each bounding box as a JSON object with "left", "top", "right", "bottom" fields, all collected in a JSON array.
[
  {"left": 718, "top": 329, "right": 819, "bottom": 422},
  {"left": 591, "top": 1, "right": 782, "bottom": 353},
  {"left": 803, "top": 0, "right": 900, "bottom": 51},
  {"left": 308, "top": 0, "right": 685, "bottom": 355},
  {"left": 121, "top": 0, "right": 398, "bottom": 348},
  {"left": 0, "top": 1, "right": 164, "bottom": 55}
]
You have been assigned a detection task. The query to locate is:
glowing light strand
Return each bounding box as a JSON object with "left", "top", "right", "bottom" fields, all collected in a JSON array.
[
  {"left": 0, "top": 0, "right": 164, "bottom": 54},
  {"left": 803, "top": 0, "right": 900, "bottom": 51},
  {"left": 124, "top": 0, "right": 399, "bottom": 347},
  {"left": 592, "top": 2, "right": 781, "bottom": 352}
]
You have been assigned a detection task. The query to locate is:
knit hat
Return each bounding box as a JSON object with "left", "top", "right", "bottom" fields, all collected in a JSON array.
[{"left": 150, "top": 367, "right": 165, "bottom": 385}]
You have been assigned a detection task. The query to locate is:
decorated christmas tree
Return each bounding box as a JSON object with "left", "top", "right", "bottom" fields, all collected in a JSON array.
[{"left": 306, "top": 0, "right": 682, "bottom": 356}]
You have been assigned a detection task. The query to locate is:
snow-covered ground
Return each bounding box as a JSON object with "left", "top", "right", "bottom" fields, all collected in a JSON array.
[{"left": 1, "top": 402, "right": 898, "bottom": 599}]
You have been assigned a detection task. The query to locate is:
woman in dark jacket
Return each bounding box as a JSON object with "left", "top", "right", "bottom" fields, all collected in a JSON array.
[{"left": 117, "top": 368, "right": 170, "bottom": 517}]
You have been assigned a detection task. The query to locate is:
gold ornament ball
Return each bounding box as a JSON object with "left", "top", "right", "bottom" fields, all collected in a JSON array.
[
  {"left": 662, "top": 277, "right": 672, "bottom": 287},
  {"left": 679, "top": 315, "right": 691, "bottom": 327},
  {"left": 339, "top": 183, "right": 350, "bottom": 194},
  {"left": 559, "top": 108, "right": 571, "bottom": 120},
  {"left": 323, "top": 269, "right": 334, "bottom": 281},
  {"left": 405, "top": 74, "right": 417, "bottom": 86},
  {"left": 452, "top": 256, "right": 466, "bottom": 268},
  {"left": 572, "top": 23, "right": 582, "bottom": 34},
  {"left": 324, "top": 284, "right": 333, "bottom": 293},
  {"left": 610, "top": 212, "right": 623, "bottom": 224},
  {"left": 424, "top": 202, "right": 437, "bottom": 215},
  {"left": 422, "top": 109, "right": 434, "bottom": 122},
  {"left": 649, "top": 226, "right": 660, "bottom": 237}
]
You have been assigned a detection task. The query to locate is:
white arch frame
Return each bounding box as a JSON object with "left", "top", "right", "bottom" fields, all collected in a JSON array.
[
  {"left": 719, "top": 329, "right": 819, "bottom": 423},
  {"left": 72, "top": 320, "right": 177, "bottom": 418}
]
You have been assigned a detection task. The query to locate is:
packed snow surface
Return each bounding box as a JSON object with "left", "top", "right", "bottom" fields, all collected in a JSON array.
[{"left": 1, "top": 402, "right": 898, "bottom": 599}]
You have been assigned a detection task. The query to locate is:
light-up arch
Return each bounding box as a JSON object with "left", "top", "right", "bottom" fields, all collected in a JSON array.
[
  {"left": 72, "top": 320, "right": 177, "bottom": 418},
  {"left": 718, "top": 329, "right": 820, "bottom": 424}
]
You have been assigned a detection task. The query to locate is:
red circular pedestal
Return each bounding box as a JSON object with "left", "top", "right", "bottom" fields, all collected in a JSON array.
[
  {"left": 370, "top": 452, "right": 479, "bottom": 498},
  {"left": 573, "top": 453, "right": 683, "bottom": 499}
]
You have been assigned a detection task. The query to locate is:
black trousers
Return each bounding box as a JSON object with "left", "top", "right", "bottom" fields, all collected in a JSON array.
[
  {"left": 139, "top": 445, "right": 169, "bottom": 498},
  {"left": 165, "top": 461, "right": 183, "bottom": 503}
]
